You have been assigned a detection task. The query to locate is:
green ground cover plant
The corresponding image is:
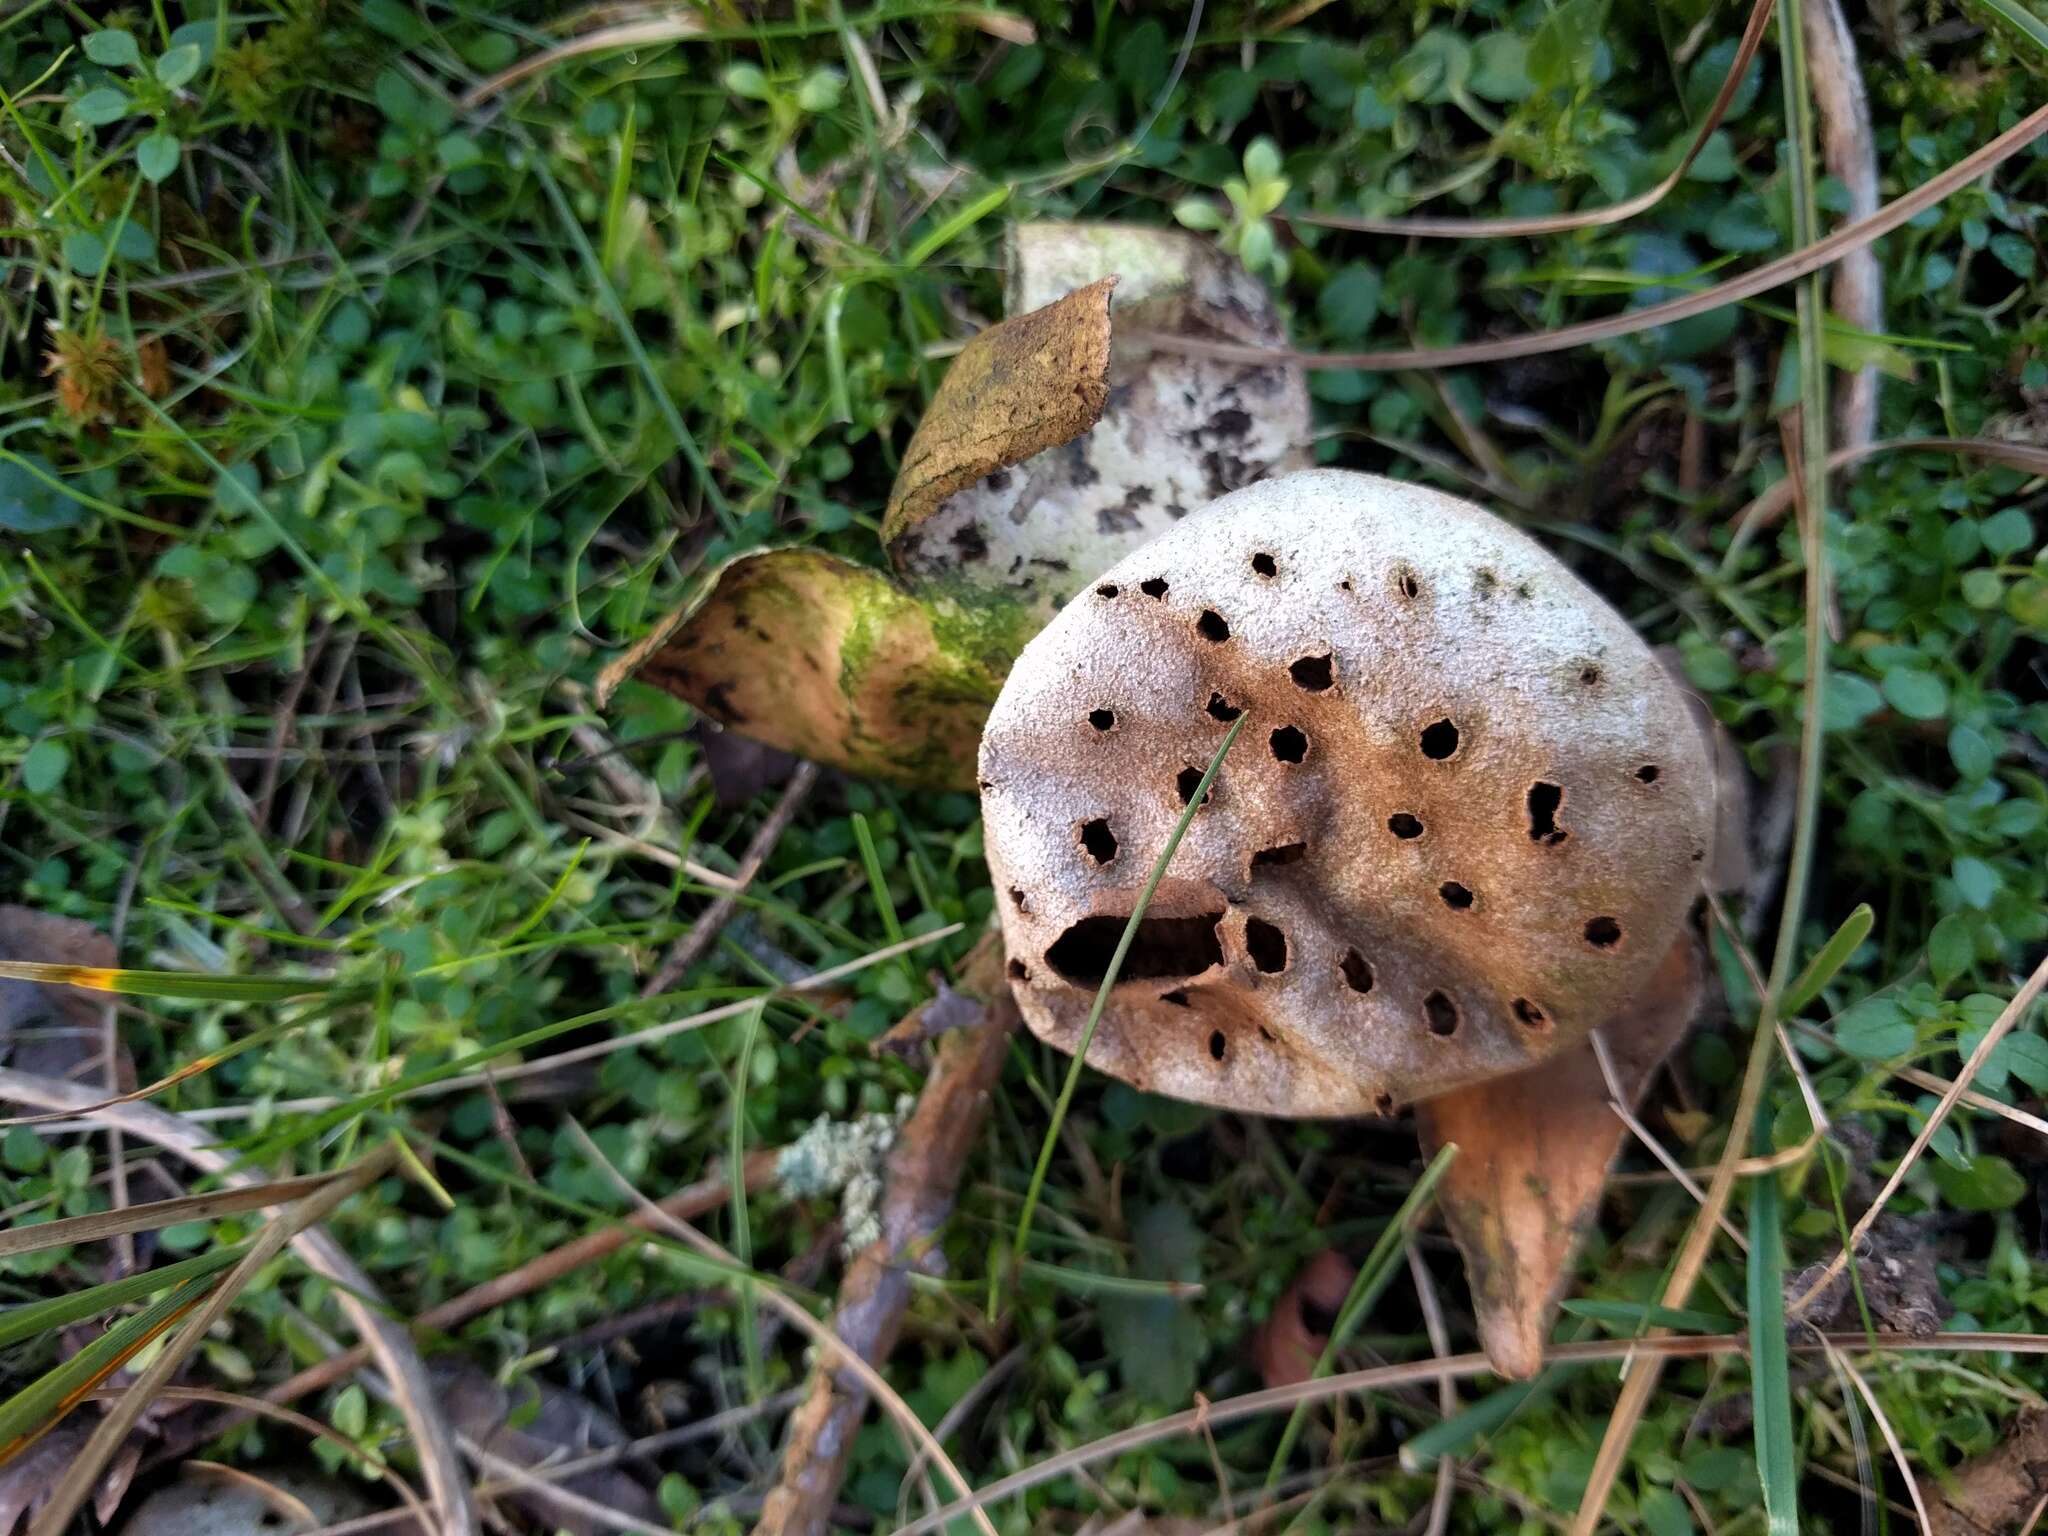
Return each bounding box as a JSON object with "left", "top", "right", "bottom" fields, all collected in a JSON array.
[{"left": 4, "top": 0, "right": 2048, "bottom": 1531}]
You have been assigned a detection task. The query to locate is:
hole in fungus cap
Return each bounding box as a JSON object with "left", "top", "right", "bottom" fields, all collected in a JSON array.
[{"left": 978, "top": 469, "right": 1718, "bottom": 1120}]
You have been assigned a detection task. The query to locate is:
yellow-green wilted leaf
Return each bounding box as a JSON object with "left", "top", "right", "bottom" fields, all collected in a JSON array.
[{"left": 597, "top": 549, "right": 1039, "bottom": 789}]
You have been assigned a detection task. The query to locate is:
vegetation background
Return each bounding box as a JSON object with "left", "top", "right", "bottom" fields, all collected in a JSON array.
[{"left": 3, "top": 0, "right": 2048, "bottom": 1530}]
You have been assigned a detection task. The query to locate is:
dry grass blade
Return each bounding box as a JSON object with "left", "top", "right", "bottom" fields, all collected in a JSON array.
[
  {"left": 1571, "top": 11, "right": 1846, "bottom": 1493},
  {"left": 1803, "top": 0, "right": 1883, "bottom": 448},
  {"left": 456, "top": 1438, "right": 670, "bottom": 1536},
  {"left": 0, "top": 1036, "right": 266, "bottom": 1128},
  {"left": 0, "top": 1068, "right": 477, "bottom": 1536},
  {"left": 1288, "top": 0, "right": 1775, "bottom": 238},
  {"left": 0, "top": 1171, "right": 339, "bottom": 1258},
  {"left": 1886, "top": 1058, "right": 2048, "bottom": 1142},
  {"left": 1405, "top": 1244, "right": 1458, "bottom": 1536},
  {"left": 1588, "top": 1027, "right": 1747, "bottom": 1252},
  {"left": 561, "top": 1121, "right": 1000, "bottom": 1536},
  {"left": 1134, "top": 99, "right": 2048, "bottom": 372},
  {"left": 1791, "top": 952, "right": 2048, "bottom": 1314},
  {"left": 1826, "top": 1343, "right": 1934, "bottom": 1536},
  {"left": 31, "top": 1147, "right": 397, "bottom": 1536}
]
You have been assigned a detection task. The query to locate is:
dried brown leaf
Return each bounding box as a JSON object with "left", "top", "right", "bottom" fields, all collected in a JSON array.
[
  {"left": 1250, "top": 1249, "right": 1357, "bottom": 1390},
  {"left": 882, "top": 277, "right": 1116, "bottom": 546},
  {"left": 116, "top": 1465, "right": 379, "bottom": 1536},
  {"left": 0, "top": 905, "right": 115, "bottom": 1040},
  {"left": 0, "top": 1424, "right": 95, "bottom": 1536},
  {"left": 1416, "top": 934, "right": 1705, "bottom": 1379},
  {"left": 693, "top": 722, "right": 799, "bottom": 808}
]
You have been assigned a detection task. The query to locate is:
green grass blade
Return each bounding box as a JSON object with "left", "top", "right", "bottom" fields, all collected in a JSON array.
[
  {"left": 1560, "top": 1299, "right": 1739, "bottom": 1334},
  {"left": 1781, "top": 903, "right": 1874, "bottom": 1015},
  {"left": 0, "top": 1272, "right": 221, "bottom": 1457},
  {"left": 1975, "top": 0, "right": 2048, "bottom": 54},
  {"left": 1400, "top": 1368, "right": 1561, "bottom": 1472},
  {"left": 0, "top": 1246, "right": 249, "bottom": 1350},
  {"left": 0, "top": 962, "right": 328, "bottom": 1001},
  {"left": 497, "top": 839, "right": 589, "bottom": 946},
  {"left": 850, "top": 811, "right": 905, "bottom": 947},
  {"left": 902, "top": 184, "right": 1011, "bottom": 270},
  {"left": 1748, "top": 1124, "right": 1800, "bottom": 1536},
  {"left": 1009, "top": 713, "right": 1247, "bottom": 1264},
  {"left": 1014, "top": 1261, "right": 1203, "bottom": 1299}
]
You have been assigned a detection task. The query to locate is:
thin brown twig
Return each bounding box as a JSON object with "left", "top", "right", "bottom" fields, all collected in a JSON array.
[
  {"left": 640, "top": 762, "right": 821, "bottom": 999},
  {"left": 753, "top": 944, "right": 1020, "bottom": 1536}
]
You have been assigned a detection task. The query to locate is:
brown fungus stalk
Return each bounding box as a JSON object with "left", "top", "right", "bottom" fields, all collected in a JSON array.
[{"left": 979, "top": 469, "right": 1719, "bottom": 1373}]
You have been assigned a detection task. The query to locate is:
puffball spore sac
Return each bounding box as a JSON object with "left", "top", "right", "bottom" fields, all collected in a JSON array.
[{"left": 978, "top": 469, "right": 1716, "bottom": 1117}]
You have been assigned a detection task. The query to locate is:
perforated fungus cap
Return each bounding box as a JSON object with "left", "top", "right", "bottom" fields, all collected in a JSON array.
[{"left": 979, "top": 470, "right": 1717, "bottom": 1116}]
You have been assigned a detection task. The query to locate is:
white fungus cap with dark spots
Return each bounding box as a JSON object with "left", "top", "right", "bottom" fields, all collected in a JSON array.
[{"left": 978, "top": 469, "right": 1717, "bottom": 1117}]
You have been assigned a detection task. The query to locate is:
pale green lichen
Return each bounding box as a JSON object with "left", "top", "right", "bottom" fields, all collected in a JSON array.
[{"left": 774, "top": 1097, "right": 914, "bottom": 1255}]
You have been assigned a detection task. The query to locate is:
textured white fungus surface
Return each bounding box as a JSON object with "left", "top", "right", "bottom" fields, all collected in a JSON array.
[
  {"left": 979, "top": 470, "right": 1717, "bottom": 1116},
  {"left": 889, "top": 223, "right": 1311, "bottom": 619}
]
